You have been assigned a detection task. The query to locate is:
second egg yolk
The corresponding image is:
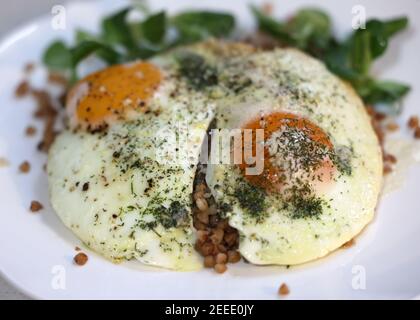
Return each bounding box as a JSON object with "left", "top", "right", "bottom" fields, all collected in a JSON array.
[{"left": 238, "top": 112, "right": 335, "bottom": 192}]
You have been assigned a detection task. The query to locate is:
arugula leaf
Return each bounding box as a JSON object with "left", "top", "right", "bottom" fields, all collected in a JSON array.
[
  {"left": 42, "top": 5, "right": 410, "bottom": 107},
  {"left": 75, "top": 30, "right": 123, "bottom": 63},
  {"left": 287, "top": 8, "right": 332, "bottom": 50},
  {"left": 135, "top": 43, "right": 165, "bottom": 59},
  {"left": 360, "top": 79, "right": 411, "bottom": 105},
  {"left": 251, "top": 5, "right": 410, "bottom": 106},
  {"left": 328, "top": 16, "right": 409, "bottom": 80},
  {"left": 384, "top": 17, "right": 409, "bottom": 37},
  {"left": 350, "top": 29, "right": 372, "bottom": 75},
  {"left": 250, "top": 5, "right": 292, "bottom": 43},
  {"left": 251, "top": 6, "right": 332, "bottom": 53},
  {"left": 43, "top": 41, "right": 72, "bottom": 71},
  {"left": 101, "top": 7, "right": 165, "bottom": 61},
  {"left": 360, "top": 17, "right": 408, "bottom": 60},
  {"left": 43, "top": 39, "right": 121, "bottom": 83},
  {"left": 139, "top": 11, "right": 167, "bottom": 44},
  {"left": 172, "top": 11, "right": 235, "bottom": 43},
  {"left": 75, "top": 29, "right": 97, "bottom": 43},
  {"left": 42, "top": 7, "right": 236, "bottom": 77},
  {"left": 362, "top": 20, "right": 389, "bottom": 59},
  {"left": 324, "top": 42, "right": 359, "bottom": 81},
  {"left": 101, "top": 8, "right": 136, "bottom": 51},
  {"left": 71, "top": 40, "right": 120, "bottom": 66}
]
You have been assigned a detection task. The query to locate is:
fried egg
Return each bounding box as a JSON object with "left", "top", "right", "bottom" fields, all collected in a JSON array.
[
  {"left": 48, "top": 55, "right": 215, "bottom": 270},
  {"left": 202, "top": 43, "right": 383, "bottom": 265},
  {"left": 48, "top": 39, "right": 383, "bottom": 270}
]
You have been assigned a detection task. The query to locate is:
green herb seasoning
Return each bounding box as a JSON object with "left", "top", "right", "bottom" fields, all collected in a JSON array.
[
  {"left": 138, "top": 198, "right": 189, "bottom": 230},
  {"left": 283, "top": 183, "right": 326, "bottom": 219},
  {"left": 233, "top": 182, "right": 267, "bottom": 222},
  {"left": 331, "top": 145, "right": 354, "bottom": 176},
  {"left": 176, "top": 52, "right": 218, "bottom": 90},
  {"left": 251, "top": 5, "right": 410, "bottom": 108}
]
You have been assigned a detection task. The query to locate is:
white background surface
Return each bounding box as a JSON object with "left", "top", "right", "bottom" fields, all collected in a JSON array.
[
  {"left": 0, "top": 0, "right": 419, "bottom": 300},
  {"left": 0, "top": 0, "right": 93, "bottom": 300}
]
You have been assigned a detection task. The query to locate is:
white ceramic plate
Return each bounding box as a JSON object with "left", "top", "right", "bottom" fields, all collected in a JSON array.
[{"left": 1, "top": 0, "right": 420, "bottom": 299}]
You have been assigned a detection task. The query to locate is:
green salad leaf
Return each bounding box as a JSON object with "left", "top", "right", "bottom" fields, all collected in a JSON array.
[
  {"left": 172, "top": 11, "right": 235, "bottom": 44},
  {"left": 101, "top": 8, "right": 135, "bottom": 49},
  {"left": 384, "top": 17, "right": 409, "bottom": 38},
  {"left": 350, "top": 29, "right": 372, "bottom": 76},
  {"left": 358, "top": 79, "right": 411, "bottom": 105},
  {"left": 251, "top": 6, "right": 333, "bottom": 54},
  {"left": 251, "top": 6, "right": 410, "bottom": 107},
  {"left": 139, "top": 11, "right": 167, "bottom": 44},
  {"left": 250, "top": 5, "right": 292, "bottom": 44},
  {"left": 286, "top": 8, "right": 332, "bottom": 51},
  {"left": 42, "top": 5, "right": 410, "bottom": 108},
  {"left": 70, "top": 40, "right": 120, "bottom": 66},
  {"left": 43, "top": 41, "right": 72, "bottom": 71},
  {"left": 42, "top": 7, "right": 235, "bottom": 81}
]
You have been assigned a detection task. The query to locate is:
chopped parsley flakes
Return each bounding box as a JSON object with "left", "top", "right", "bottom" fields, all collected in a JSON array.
[
  {"left": 176, "top": 52, "right": 218, "bottom": 90},
  {"left": 233, "top": 182, "right": 267, "bottom": 222}
]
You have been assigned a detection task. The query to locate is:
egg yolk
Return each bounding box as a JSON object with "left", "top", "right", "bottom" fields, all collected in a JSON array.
[
  {"left": 238, "top": 112, "right": 335, "bottom": 192},
  {"left": 67, "top": 62, "right": 162, "bottom": 130}
]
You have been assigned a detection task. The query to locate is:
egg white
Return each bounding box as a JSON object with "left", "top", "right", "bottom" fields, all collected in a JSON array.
[
  {"left": 205, "top": 47, "right": 383, "bottom": 265},
  {"left": 49, "top": 40, "right": 383, "bottom": 270},
  {"left": 48, "top": 55, "right": 215, "bottom": 271}
]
